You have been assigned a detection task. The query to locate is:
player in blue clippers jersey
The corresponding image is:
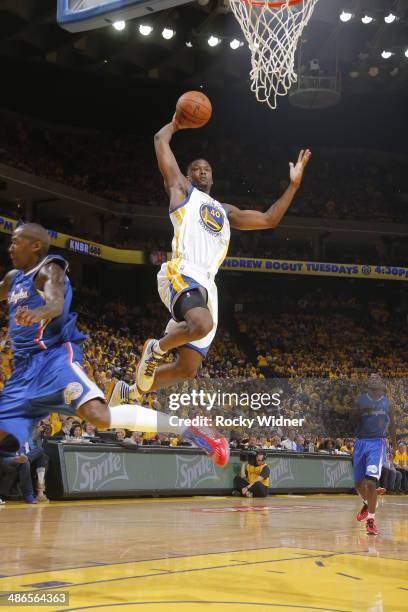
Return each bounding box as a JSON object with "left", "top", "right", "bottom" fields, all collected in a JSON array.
[
  {"left": 352, "top": 373, "right": 396, "bottom": 536},
  {"left": 0, "top": 223, "right": 233, "bottom": 469}
]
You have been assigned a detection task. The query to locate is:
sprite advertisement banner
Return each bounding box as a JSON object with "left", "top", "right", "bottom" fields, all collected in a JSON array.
[{"left": 62, "top": 448, "right": 353, "bottom": 496}]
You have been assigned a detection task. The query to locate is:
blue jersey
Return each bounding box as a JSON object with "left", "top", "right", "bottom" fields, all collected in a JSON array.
[
  {"left": 354, "top": 393, "right": 390, "bottom": 439},
  {"left": 7, "top": 255, "right": 86, "bottom": 362}
]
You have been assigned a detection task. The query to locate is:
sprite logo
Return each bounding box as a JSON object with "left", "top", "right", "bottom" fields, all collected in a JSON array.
[
  {"left": 322, "top": 460, "right": 353, "bottom": 488},
  {"left": 268, "top": 457, "right": 295, "bottom": 487},
  {"left": 72, "top": 453, "right": 129, "bottom": 491},
  {"left": 175, "top": 454, "right": 219, "bottom": 489}
]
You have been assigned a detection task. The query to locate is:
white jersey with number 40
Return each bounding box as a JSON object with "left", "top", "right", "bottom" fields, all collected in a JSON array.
[
  {"left": 157, "top": 186, "right": 231, "bottom": 354},
  {"left": 168, "top": 186, "right": 230, "bottom": 287}
]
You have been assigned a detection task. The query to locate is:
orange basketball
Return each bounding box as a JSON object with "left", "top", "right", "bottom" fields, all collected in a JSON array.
[{"left": 175, "top": 91, "right": 212, "bottom": 128}]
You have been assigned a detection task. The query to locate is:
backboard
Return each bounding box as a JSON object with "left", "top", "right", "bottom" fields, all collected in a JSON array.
[{"left": 57, "top": 0, "right": 189, "bottom": 32}]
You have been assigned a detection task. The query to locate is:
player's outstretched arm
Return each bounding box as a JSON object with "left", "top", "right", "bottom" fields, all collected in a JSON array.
[
  {"left": 154, "top": 120, "right": 190, "bottom": 207},
  {"left": 14, "top": 262, "right": 65, "bottom": 326},
  {"left": 225, "top": 149, "right": 311, "bottom": 231},
  {"left": 0, "top": 270, "right": 17, "bottom": 302}
]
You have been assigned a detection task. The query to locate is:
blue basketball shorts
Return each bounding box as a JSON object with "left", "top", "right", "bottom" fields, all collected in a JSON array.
[
  {"left": 0, "top": 341, "right": 104, "bottom": 449},
  {"left": 353, "top": 438, "right": 386, "bottom": 483}
]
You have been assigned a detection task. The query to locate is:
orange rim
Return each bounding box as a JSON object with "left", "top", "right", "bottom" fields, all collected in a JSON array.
[{"left": 240, "top": 0, "right": 302, "bottom": 7}]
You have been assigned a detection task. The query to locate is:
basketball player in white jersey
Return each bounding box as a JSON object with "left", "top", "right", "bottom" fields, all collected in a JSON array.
[{"left": 113, "top": 118, "right": 310, "bottom": 399}]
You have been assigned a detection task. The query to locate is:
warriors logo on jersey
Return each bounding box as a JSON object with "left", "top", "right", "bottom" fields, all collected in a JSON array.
[{"left": 199, "top": 202, "right": 224, "bottom": 235}]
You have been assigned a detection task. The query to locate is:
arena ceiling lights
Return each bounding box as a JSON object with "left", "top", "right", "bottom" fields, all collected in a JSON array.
[
  {"left": 339, "top": 11, "right": 353, "bottom": 23},
  {"left": 109, "top": 22, "right": 238, "bottom": 50},
  {"left": 139, "top": 24, "right": 153, "bottom": 36},
  {"left": 340, "top": 10, "right": 400, "bottom": 25},
  {"left": 381, "top": 50, "right": 394, "bottom": 59},
  {"left": 230, "top": 39, "right": 243, "bottom": 50},
  {"left": 207, "top": 35, "right": 221, "bottom": 47},
  {"left": 162, "top": 28, "right": 175, "bottom": 40},
  {"left": 112, "top": 20, "right": 126, "bottom": 31},
  {"left": 114, "top": 8, "right": 406, "bottom": 57}
]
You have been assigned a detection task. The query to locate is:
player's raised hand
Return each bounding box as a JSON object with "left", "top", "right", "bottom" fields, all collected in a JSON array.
[
  {"left": 171, "top": 113, "right": 188, "bottom": 131},
  {"left": 289, "top": 149, "right": 312, "bottom": 187},
  {"left": 15, "top": 307, "right": 44, "bottom": 326}
]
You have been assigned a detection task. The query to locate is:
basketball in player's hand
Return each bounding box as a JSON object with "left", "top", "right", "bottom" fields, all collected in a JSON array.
[{"left": 174, "top": 91, "right": 212, "bottom": 129}]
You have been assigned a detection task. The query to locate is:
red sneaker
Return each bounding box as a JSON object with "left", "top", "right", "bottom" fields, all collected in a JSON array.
[
  {"left": 357, "top": 503, "right": 368, "bottom": 522},
  {"left": 376, "top": 487, "right": 386, "bottom": 495},
  {"left": 184, "top": 426, "right": 230, "bottom": 467},
  {"left": 366, "top": 518, "right": 379, "bottom": 536}
]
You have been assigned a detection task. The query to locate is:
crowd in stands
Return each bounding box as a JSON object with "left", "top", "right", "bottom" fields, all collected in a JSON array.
[
  {"left": 0, "top": 264, "right": 407, "bottom": 501},
  {"left": 1, "top": 107, "right": 408, "bottom": 267},
  {"left": 0, "top": 110, "right": 407, "bottom": 225}
]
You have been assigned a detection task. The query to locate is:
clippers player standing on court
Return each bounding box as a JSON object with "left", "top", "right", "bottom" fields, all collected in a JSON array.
[
  {"left": 113, "top": 108, "right": 310, "bottom": 402},
  {"left": 353, "top": 374, "right": 396, "bottom": 535}
]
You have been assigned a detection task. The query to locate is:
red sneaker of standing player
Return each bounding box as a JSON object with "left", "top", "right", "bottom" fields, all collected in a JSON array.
[
  {"left": 356, "top": 503, "right": 368, "bottom": 522},
  {"left": 366, "top": 518, "right": 379, "bottom": 535}
]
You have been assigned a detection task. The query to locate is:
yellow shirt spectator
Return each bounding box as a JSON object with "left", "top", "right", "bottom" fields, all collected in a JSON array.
[{"left": 394, "top": 449, "right": 408, "bottom": 469}]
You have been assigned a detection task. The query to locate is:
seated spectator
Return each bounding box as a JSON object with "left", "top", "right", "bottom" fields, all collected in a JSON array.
[
  {"left": 233, "top": 451, "right": 270, "bottom": 498},
  {"left": 0, "top": 451, "right": 37, "bottom": 504},
  {"left": 380, "top": 445, "right": 403, "bottom": 493},
  {"left": 51, "top": 416, "right": 76, "bottom": 440},
  {"left": 319, "top": 439, "right": 335, "bottom": 454},
  {"left": 70, "top": 424, "right": 83, "bottom": 439},
  {"left": 32, "top": 421, "right": 53, "bottom": 448},
  {"left": 115, "top": 429, "right": 126, "bottom": 442},
  {"left": 142, "top": 433, "right": 160, "bottom": 446},
  {"left": 295, "top": 435, "right": 305, "bottom": 453},
  {"left": 394, "top": 442, "right": 408, "bottom": 491},
  {"left": 246, "top": 435, "right": 261, "bottom": 450},
  {"left": 123, "top": 432, "right": 142, "bottom": 446},
  {"left": 270, "top": 435, "right": 282, "bottom": 450},
  {"left": 82, "top": 423, "right": 97, "bottom": 439},
  {"left": 281, "top": 430, "right": 297, "bottom": 452}
]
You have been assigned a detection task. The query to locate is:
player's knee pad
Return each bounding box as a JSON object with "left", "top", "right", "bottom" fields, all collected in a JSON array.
[{"left": 174, "top": 287, "right": 208, "bottom": 322}]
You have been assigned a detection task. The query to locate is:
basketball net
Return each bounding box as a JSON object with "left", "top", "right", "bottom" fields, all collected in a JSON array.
[{"left": 229, "top": 0, "right": 319, "bottom": 109}]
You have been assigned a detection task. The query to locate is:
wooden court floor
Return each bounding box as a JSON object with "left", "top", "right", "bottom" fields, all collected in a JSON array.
[{"left": 0, "top": 495, "right": 407, "bottom": 611}]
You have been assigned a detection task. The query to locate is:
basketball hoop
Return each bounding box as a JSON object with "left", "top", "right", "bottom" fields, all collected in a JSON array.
[{"left": 229, "top": 0, "right": 319, "bottom": 109}]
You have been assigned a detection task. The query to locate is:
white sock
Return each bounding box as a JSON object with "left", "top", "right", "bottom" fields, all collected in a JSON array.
[
  {"left": 108, "top": 404, "right": 186, "bottom": 434},
  {"left": 367, "top": 512, "right": 375, "bottom": 520},
  {"left": 154, "top": 340, "right": 166, "bottom": 356},
  {"left": 36, "top": 467, "right": 45, "bottom": 486}
]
